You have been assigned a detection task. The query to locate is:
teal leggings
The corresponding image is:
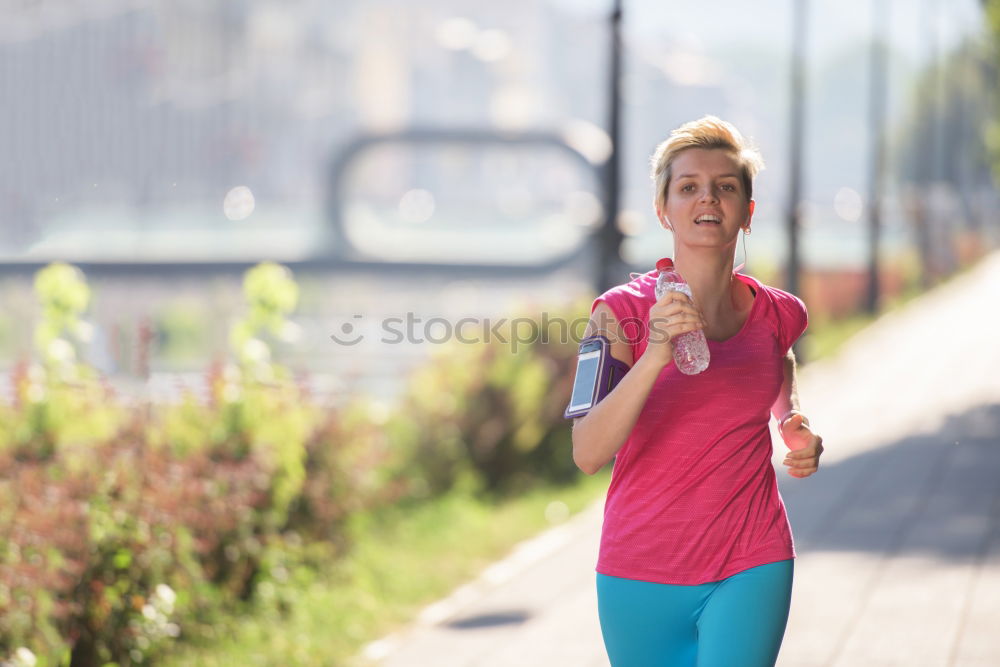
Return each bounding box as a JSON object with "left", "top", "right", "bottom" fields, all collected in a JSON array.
[{"left": 596, "top": 559, "right": 793, "bottom": 667}]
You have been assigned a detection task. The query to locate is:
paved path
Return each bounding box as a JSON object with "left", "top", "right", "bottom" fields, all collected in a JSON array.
[{"left": 354, "top": 251, "right": 1000, "bottom": 667}]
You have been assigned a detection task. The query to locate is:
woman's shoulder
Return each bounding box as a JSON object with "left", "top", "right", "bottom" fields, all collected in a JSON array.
[
  {"left": 737, "top": 273, "right": 806, "bottom": 310},
  {"left": 597, "top": 270, "right": 657, "bottom": 305},
  {"left": 590, "top": 269, "right": 657, "bottom": 325},
  {"left": 738, "top": 273, "right": 809, "bottom": 349}
]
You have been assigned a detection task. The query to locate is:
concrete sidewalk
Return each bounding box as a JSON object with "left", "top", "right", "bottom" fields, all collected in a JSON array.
[{"left": 355, "top": 252, "right": 1000, "bottom": 667}]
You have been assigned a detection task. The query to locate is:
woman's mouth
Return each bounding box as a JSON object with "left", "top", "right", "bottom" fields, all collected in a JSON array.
[{"left": 695, "top": 214, "right": 721, "bottom": 225}]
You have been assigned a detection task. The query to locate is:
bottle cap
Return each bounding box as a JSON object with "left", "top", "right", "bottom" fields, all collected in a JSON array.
[{"left": 655, "top": 258, "right": 674, "bottom": 272}]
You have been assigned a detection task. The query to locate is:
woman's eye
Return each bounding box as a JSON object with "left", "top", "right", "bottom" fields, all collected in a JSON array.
[
  {"left": 681, "top": 184, "right": 695, "bottom": 192},
  {"left": 721, "top": 184, "right": 736, "bottom": 191}
]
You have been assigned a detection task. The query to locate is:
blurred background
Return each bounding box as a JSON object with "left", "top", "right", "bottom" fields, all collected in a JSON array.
[
  {"left": 1, "top": 0, "right": 997, "bottom": 400},
  {"left": 2, "top": 0, "right": 999, "bottom": 665}
]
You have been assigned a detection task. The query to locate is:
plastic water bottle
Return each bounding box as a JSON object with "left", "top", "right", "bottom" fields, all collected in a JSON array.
[{"left": 654, "top": 258, "right": 710, "bottom": 375}]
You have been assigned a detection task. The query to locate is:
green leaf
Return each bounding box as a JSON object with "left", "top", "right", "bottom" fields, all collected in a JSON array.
[{"left": 112, "top": 549, "right": 132, "bottom": 570}]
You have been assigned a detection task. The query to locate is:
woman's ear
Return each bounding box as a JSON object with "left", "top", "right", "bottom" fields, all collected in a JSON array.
[
  {"left": 656, "top": 208, "right": 673, "bottom": 231},
  {"left": 744, "top": 199, "right": 756, "bottom": 230}
]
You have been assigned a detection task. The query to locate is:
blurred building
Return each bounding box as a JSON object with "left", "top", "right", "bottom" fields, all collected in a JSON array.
[{"left": 0, "top": 0, "right": 609, "bottom": 265}]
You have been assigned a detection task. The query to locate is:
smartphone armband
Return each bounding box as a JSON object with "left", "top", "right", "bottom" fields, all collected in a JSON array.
[{"left": 564, "top": 334, "right": 630, "bottom": 419}]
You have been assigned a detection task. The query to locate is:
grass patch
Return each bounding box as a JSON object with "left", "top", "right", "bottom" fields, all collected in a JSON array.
[
  {"left": 163, "top": 468, "right": 611, "bottom": 666},
  {"left": 803, "top": 313, "right": 876, "bottom": 361}
]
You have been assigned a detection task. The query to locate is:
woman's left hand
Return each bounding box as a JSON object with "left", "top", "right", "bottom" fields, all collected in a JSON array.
[{"left": 779, "top": 413, "right": 823, "bottom": 478}]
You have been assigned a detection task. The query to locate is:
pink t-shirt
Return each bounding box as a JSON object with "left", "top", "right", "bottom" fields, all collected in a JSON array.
[{"left": 592, "top": 267, "right": 808, "bottom": 585}]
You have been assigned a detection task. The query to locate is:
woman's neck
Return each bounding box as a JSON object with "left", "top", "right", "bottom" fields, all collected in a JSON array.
[{"left": 673, "top": 249, "right": 739, "bottom": 316}]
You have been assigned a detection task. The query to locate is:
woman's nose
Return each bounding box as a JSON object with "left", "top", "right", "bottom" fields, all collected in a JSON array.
[{"left": 699, "top": 187, "right": 719, "bottom": 202}]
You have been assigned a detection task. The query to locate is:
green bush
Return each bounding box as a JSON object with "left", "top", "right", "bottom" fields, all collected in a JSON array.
[
  {"left": 1, "top": 263, "right": 123, "bottom": 460},
  {"left": 287, "top": 397, "right": 418, "bottom": 546},
  {"left": 156, "top": 262, "right": 314, "bottom": 531},
  {"left": 0, "top": 433, "right": 274, "bottom": 666},
  {"left": 390, "top": 299, "right": 588, "bottom": 497}
]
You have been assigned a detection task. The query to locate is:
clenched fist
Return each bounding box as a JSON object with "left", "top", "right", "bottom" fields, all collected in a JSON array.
[{"left": 779, "top": 413, "right": 823, "bottom": 478}]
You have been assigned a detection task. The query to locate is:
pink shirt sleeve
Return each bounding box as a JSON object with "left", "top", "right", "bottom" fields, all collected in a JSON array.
[
  {"left": 769, "top": 288, "right": 808, "bottom": 353},
  {"left": 590, "top": 275, "right": 655, "bottom": 363}
]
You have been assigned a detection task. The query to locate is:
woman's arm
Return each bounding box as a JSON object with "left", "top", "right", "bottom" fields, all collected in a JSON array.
[
  {"left": 771, "top": 349, "right": 825, "bottom": 475},
  {"left": 571, "top": 293, "right": 704, "bottom": 475},
  {"left": 770, "top": 349, "right": 801, "bottom": 424},
  {"left": 571, "top": 351, "right": 664, "bottom": 475}
]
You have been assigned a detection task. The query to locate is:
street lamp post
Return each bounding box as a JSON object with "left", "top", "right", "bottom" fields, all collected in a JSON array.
[
  {"left": 866, "top": 0, "right": 889, "bottom": 314},
  {"left": 597, "top": 0, "right": 625, "bottom": 294},
  {"left": 786, "top": 0, "right": 808, "bottom": 301}
]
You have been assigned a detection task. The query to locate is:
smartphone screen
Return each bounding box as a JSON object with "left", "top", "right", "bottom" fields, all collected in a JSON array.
[{"left": 568, "top": 348, "right": 601, "bottom": 412}]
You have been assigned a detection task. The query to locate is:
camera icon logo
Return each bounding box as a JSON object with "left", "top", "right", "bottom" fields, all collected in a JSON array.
[{"left": 329, "top": 315, "right": 364, "bottom": 346}]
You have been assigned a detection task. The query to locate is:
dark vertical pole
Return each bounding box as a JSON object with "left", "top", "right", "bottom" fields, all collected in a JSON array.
[
  {"left": 598, "top": 0, "right": 625, "bottom": 294},
  {"left": 930, "top": 0, "right": 946, "bottom": 188},
  {"left": 932, "top": 0, "right": 956, "bottom": 274},
  {"left": 918, "top": 0, "right": 942, "bottom": 285},
  {"left": 786, "top": 0, "right": 807, "bottom": 300},
  {"left": 865, "top": 0, "right": 889, "bottom": 314}
]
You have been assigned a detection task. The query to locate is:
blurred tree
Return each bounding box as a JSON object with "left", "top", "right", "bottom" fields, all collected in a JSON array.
[
  {"left": 894, "top": 30, "right": 997, "bottom": 282},
  {"left": 984, "top": 1, "right": 1000, "bottom": 185}
]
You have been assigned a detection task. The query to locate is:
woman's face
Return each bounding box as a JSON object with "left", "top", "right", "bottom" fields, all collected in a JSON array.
[{"left": 658, "top": 148, "right": 754, "bottom": 250}]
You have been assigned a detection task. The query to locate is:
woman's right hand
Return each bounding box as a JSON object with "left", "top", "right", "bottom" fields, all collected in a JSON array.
[{"left": 646, "top": 291, "right": 707, "bottom": 369}]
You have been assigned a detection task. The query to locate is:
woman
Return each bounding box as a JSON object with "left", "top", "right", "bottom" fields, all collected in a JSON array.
[{"left": 572, "top": 116, "right": 824, "bottom": 667}]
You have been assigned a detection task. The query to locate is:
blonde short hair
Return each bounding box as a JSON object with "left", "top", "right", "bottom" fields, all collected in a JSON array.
[{"left": 650, "top": 115, "right": 764, "bottom": 213}]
